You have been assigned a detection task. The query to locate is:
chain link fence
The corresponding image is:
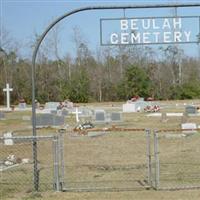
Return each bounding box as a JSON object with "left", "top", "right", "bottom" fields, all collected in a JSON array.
[
  {"left": 0, "top": 135, "right": 59, "bottom": 199},
  {"left": 151, "top": 129, "right": 200, "bottom": 190},
  {"left": 2, "top": 128, "right": 200, "bottom": 195}
]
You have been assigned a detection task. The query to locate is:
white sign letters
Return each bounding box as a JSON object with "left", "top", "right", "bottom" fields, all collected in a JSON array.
[
  {"left": 110, "top": 18, "right": 190, "bottom": 44},
  {"left": 101, "top": 16, "right": 199, "bottom": 45}
]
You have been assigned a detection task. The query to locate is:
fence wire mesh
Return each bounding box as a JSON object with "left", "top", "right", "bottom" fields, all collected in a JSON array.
[
  {"left": 152, "top": 129, "right": 200, "bottom": 190},
  {"left": 4, "top": 127, "right": 200, "bottom": 194},
  {"left": 0, "top": 136, "right": 56, "bottom": 199},
  {"left": 60, "top": 129, "right": 151, "bottom": 191}
]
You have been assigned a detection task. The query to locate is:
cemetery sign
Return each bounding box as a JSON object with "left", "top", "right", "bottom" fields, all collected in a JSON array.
[{"left": 100, "top": 16, "right": 200, "bottom": 45}]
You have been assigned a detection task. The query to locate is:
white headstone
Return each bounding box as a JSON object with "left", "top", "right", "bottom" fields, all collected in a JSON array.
[
  {"left": 18, "top": 102, "right": 27, "bottom": 109},
  {"left": 3, "top": 83, "right": 13, "bottom": 110},
  {"left": 22, "top": 158, "right": 30, "bottom": 164},
  {"left": 45, "top": 102, "right": 60, "bottom": 111},
  {"left": 181, "top": 123, "right": 197, "bottom": 134},
  {"left": 4, "top": 132, "right": 14, "bottom": 145},
  {"left": 122, "top": 103, "right": 136, "bottom": 112}
]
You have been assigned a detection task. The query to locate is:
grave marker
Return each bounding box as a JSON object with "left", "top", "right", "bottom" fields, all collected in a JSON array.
[
  {"left": 4, "top": 132, "right": 14, "bottom": 145},
  {"left": 161, "top": 112, "right": 168, "bottom": 122},
  {"left": 45, "top": 102, "right": 60, "bottom": 111},
  {"left": 61, "top": 109, "right": 69, "bottom": 116},
  {"left": 53, "top": 115, "right": 65, "bottom": 126},
  {"left": 79, "top": 107, "right": 92, "bottom": 117},
  {"left": 41, "top": 113, "right": 54, "bottom": 126},
  {"left": 72, "top": 107, "right": 81, "bottom": 122},
  {"left": 123, "top": 103, "right": 136, "bottom": 112},
  {"left": 110, "top": 112, "right": 122, "bottom": 122},
  {"left": 0, "top": 112, "right": 5, "bottom": 119},
  {"left": 51, "top": 110, "right": 57, "bottom": 115},
  {"left": 185, "top": 105, "right": 197, "bottom": 114},
  {"left": 123, "top": 100, "right": 148, "bottom": 112},
  {"left": 181, "top": 112, "right": 188, "bottom": 123},
  {"left": 18, "top": 102, "right": 27, "bottom": 109},
  {"left": 35, "top": 113, "right": 65, "bottom": 127},
  {"left": 181, "top": 123, "right": 197, "bottom": 134},
  {"left": 3, "top": 83, "right": 13, "bottom": 110},
  {"left": 95, "top": 110, "right": 106, "bottom": 123}
]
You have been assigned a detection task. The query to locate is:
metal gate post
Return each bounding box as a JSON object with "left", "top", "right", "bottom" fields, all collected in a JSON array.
[
  {"left": 53, "top": 136, "right": 60, "bottom": 191},
  {"left": 146, "top": 129, "right": 152, "bottom": 187},
  {"left": 58, "top": 130, "right": 65, "bottom": 190},
  {"left": 154, "top": 131, "right": 160, "bottom": 190}
]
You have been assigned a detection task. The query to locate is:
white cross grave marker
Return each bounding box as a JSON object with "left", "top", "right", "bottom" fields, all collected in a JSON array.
[
  {"left": 72, "top": 107, "right": 81, "bottom": 123},
  {"left": 3, "top": 83, "right": 13, "bottom": 110}
]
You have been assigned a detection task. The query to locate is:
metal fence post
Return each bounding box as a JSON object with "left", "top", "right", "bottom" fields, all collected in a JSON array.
[
  {"left": 146, "top": 129, "right": 152, "bottom": 187},
  {"left": 58, "top": 130, "right": 65, "bottom": 190},
  {"left": 32, "top": 138, "right": 39, "bottom": 191},
  {"left": 154, "top": 131, "right": 160, "bottom": 190},
  {"left": 53, "top": 136, "right": 60, "bottom": 191}
]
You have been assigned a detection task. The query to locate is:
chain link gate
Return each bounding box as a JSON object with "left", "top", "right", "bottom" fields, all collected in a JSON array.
[{"left": 58, "top": 129, "right": 152, "bottom": 192}]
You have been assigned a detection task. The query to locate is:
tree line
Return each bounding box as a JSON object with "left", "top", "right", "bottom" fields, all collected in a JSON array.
[{"left": 0, "top": 29, "right": 200, "bottom": 104}]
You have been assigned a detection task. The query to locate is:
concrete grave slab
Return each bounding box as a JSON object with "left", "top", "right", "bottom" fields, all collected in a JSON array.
[{"left": 181, "top": 123, "right": 197, "bottom": 134}]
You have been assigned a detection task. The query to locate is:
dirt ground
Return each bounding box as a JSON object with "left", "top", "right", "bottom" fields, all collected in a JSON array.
[{"left": 5, "top": 189, "right": 200, "bottom": 200}]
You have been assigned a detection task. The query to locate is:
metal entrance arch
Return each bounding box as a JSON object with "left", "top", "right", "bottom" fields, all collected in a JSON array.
[{"left": 31, "top": 3, "right": 200, "bottom": 191}]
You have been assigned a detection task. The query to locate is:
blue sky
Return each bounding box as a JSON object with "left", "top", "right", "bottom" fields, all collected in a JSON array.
[{"left": 1, "top": 0, "right": 200, "bottom": 59}]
